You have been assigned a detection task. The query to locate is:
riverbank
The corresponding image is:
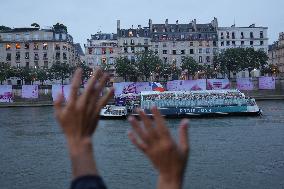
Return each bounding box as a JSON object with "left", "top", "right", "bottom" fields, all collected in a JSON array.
[{"left": 1, "top": 95, "right": 283, "bottom": 108}]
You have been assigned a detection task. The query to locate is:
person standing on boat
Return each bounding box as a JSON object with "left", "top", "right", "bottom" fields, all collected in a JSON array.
[{"left": 54, "top": 69, "right": 190, "bottom": 189}]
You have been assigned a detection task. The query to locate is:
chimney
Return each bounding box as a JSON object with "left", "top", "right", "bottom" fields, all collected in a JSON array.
[
  {"left": 149, "top": 19, "right": 153, "bottom": 31},
  {"left": 192, "top": 19, "right": 197, "bottom": 31},
  {"left": 165, "top": 19, "right": 168, "bottom": 26},
  {"left": 117, "top": 20, "right": 120, "bottom": 30}
]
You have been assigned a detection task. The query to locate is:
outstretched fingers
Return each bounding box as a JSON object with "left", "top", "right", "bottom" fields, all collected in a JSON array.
[
  {"left": 67, "top": 68, "right": 82, "bottom": 108},
  {"left": 128, "top": 130, "right": 147, "bottom": 152},
  {"left": 178, "top": 119, "right": 189, "bottom": 154},
  {"left": 77, "top": 69, "right": 102, "bottom": 110},
  {"left": 54, "top": 93, "right": 64, "bottom": 119},
  {"left": 128, "top": 116, "right": 150, "bottom": 145},
  {"left": 151, "top": 106, "right": 170, "bottom": 138}
]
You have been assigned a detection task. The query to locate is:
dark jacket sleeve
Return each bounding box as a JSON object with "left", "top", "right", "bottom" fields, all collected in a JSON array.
[{"left": 70, "top": 175, "right": 107, "bottom": 189}]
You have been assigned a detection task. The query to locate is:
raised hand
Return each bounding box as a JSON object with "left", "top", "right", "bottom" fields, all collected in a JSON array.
[
  {"left": 128, "top": 107, "right": 189, "bottom": 189},
  {"left": 54, "top": 68, "right": 114, "bottom": 178}
]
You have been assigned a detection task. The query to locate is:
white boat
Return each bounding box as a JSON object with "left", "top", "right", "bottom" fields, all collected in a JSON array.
[
  {"left": 100, "top": 105, "right": 127, "bottom": 119},
  {"left": 138, "top": 89, "right": 262, "bottom": 118}
]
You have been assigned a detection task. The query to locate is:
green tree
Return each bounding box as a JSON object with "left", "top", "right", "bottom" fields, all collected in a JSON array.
[
  {"left": 36, "top": 69, "right": 49, "bottom": 85},
  {"left": 0, "top": 25, "right": 11, "bottom": 31},
  {"left": 135, "top": 50, "right": 162, "bottom": 81},
  {"left": 115, "top": 57, "right": 137, "bottom": 81},
  {"left": 53, "top": 23, "right": 68, "bottom": 33},
  {"left": 31, "top": 23, "right": 40, "bottom": 28},
  {"left": 76, "top": 62, "right": 92, "bottom": 83},
  {"left": 214, "top": 48, "right": 268, "bottom": 78},
  {"left": 199, "top": 65, "right": 215, "bottom": 79},
  {"left": 156, "top": 62, "right": 172, "bottom": 81},
  {"left": 49, "top": 63, "right": 72, "bottom": 85},
  {"left": 0, "top": 62, "right": 11, "bottom": 84},
  {"left": 262, "top": 64, "right": 279, "bottom": 76},
  {"left": 181, "top": 56, "right": 199, "bottom": 79}
]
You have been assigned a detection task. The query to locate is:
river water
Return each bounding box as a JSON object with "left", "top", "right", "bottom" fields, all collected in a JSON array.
[{"left": 0, "top": 100, "right": 283, "bottom": 189}]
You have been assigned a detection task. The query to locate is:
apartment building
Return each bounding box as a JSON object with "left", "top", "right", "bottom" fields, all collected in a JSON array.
[
  {"left": 116, "top": 18, "right": 218, "bottom": 67},
  {"left": 269, "top": 32, "right": 284, "bottom": 77},
  {"left": 0, "top": 26, "right": 76, "bottom": 69},
  {"left": 218, "top": 24, "right": 268, "bottom": 53}
]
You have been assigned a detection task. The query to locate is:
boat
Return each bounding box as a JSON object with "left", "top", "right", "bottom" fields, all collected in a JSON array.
[
  {"left": 136, "top": 89, "right": 262, "bottom": 118},
  {"left": 100, "top": 105, "right": 128, "bottom": 119}
]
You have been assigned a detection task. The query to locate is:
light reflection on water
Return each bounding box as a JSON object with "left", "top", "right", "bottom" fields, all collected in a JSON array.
[{"left": 0, "top": 100, "right": 283, "bottom": 189}]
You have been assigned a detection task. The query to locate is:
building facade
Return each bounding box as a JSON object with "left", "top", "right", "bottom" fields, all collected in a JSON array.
[
  {"left": 116, "top": 18, "right": 218, "bottom": 67},
  {"left": 85, "top": 32, "right": 118, "bottom": 77},
  {"left": 218, "top": 25, "right": 268, "bottom": 53},
  {"left": 269, "top": 32, "right": 284, "bottom": 77},
  {"left": 0, "top": 27, "right": 76, "bottom": 69},
  {"left": 218, "top": 25, "right": 268, "bottom": 78}
]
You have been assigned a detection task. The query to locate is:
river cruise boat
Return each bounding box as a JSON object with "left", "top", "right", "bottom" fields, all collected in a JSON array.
[
  {"left": 137, "top": 89, "right": 261, "bottom": 117},
  {"left": 100, "top": 105, "right": 127, "bottom": 119}
]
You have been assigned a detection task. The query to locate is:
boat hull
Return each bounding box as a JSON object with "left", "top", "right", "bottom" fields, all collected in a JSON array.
[{"left": 140, "top": 106, "right": 261, "bottom": 118}]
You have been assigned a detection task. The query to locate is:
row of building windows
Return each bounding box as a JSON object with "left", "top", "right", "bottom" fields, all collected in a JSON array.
[
  {"left": 14, "top": 61, "right": 49, "bottom": 69},
  {"left": 160, "top": 48, "right": 216, "bottom": 55},
  {"left": 5, "top": 43, "right": 70, "bottom": 51},
  {"left": 162, "top": 56, "right": 211, "bottom": 63},
  {"left": 220, "top": 31, "right": 264, "bottom": 39},
  {"left": 88, "top": 48, "right": 114, "bottom": 55},
  {"left": 0, "top": 33, "right": 67, "bottom": 41},
  {"left": 220, "top": 40, "right": 264, "bottom": 46},
  {"left": 6, "top": 52, "right": 69, "bottom": 61}
]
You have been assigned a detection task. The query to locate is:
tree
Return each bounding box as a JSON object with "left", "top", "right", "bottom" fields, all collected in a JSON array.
[
  {"left": 53, "top": 23, "right": 68, "bottom": 33},
  {"left": 49, "top": 63, "right": 72, "bottom": 84},
  {"left": 31, "top": 23, "right": 40, "bottom": 28},
  {"left": 115, "top": 57, "right": 137, "bottom": 81},
  {"left": 36, "top": 69, "right": 49, "bottom": 85},
  {"left": 199, "top": 65, "right": 215, "bottom": 79},
  {"left": 181, "top": 56, "right": 199, "bottom": 79},
  {"left": 135, "top": 50, "right": 162, "bottom": 81},
  {"left": 0, "top": 25, "right": 11, "bottom": 31},
  {"left": 0, "top": 62, "right": 11, "bottom": 84},
  {"left": 156, "top": 62, "right": 172, "bottom": 81},
  {"left": 262, "top": 64, "right": 279, "bottom": 76},
  {"left": 214, "top": 48, "right": 268, "bottom": 78},
  {"left": 76, "top": 62, "right": 92, "bottom": 83}
]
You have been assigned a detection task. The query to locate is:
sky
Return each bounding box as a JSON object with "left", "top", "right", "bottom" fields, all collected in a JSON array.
[{"left": 1, "top": 0, "right": 283, "bottom": 49}]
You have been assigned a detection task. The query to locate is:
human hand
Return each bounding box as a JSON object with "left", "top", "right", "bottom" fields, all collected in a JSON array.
[
  {"left": 128, "top": 107, "right": 189, "bottom": 189},
  {"left": 54, "top": 68, "right": 114, "bottom": 177}
]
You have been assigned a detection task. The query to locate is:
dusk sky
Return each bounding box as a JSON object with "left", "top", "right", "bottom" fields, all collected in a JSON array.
[{"left": 1, "top": 0, "right": 283, "bottom": 49}]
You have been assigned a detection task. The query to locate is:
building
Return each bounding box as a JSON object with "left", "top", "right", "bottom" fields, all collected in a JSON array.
[
  {"left": 117, "top": 20, "right": 151, "bottom": 61},
  {"left": 218, "top": 24, "right": 268, "bottom": 78},
  {"left": 0, "top": 26, "right": 76, "bottom": 69},
  {"left": 117, "top": 18, "right": 218, "bottom": 68},
  {"left": 74, "top": 43, "right": 85, "bottom": 64},
  {"left": 218, "top": 24, "right": 268, "bottom": 53},
  {"left": 84, "top": 32, "right": 118, "bottom": 77},
  {"left": 269, "top": 32, "right": 284, "bottom": 77}
]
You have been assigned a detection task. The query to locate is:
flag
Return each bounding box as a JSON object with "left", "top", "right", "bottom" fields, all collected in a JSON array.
[
  {"left": 152, "top": 82, "right": 165, "bottom": 92},
  {"left": 122, "top": 83, "right": 137, "bottom": 94}
]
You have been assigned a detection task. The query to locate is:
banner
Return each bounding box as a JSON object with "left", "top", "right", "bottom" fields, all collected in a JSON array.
[
  {"left": 236, "top": 78, "right": 254, "bottom": 90},
  {"left": 113, "top": 82, "right": 152, "bottom": 96},
  {"left": 259, "top": 77, "right": 275, "bottom": 90},
  {"left": 0, "top": 85, "right": 13, "bottom": 102},
  {"left": 207, "top": 79, "right": 230, "bottom": 90},
  {"left": 167, "top": 80, "right": 206, "bottom": 91},
  {"left": 52, "top": 85, "right": 71, "bottom": 101},
  {"left": 21, "top": 85, "right": 39, "bottom": 98}
]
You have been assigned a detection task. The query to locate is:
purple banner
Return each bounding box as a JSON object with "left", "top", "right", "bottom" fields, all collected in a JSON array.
[
  {"left": 113, "top": 82, "right": 152, "bottom": 96},
  {"left": 0, "top": 85, "right": 13, "bottom": 103},
  {"left": 167, "top": 80, "right": 206, "bottom": 91},
  {"left": 52, "top": 85, "right": 71, "bottom": 101},
  {"left": 207, "top": 79, "right": 230, "bottom": 90},
  {"left": 259, "top": 77, "right": 275, "bottom": 90},
  {"left": 236, "top": 78, "right": 254, "bottom": 90},
  {"left": 22, "top": 85, "right": 39, "bottom": 98}
]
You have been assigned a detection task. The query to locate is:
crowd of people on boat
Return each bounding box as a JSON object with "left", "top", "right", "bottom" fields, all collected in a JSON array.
[{"left": 141, "top": 91, "right": 256, "bottom": 109}]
